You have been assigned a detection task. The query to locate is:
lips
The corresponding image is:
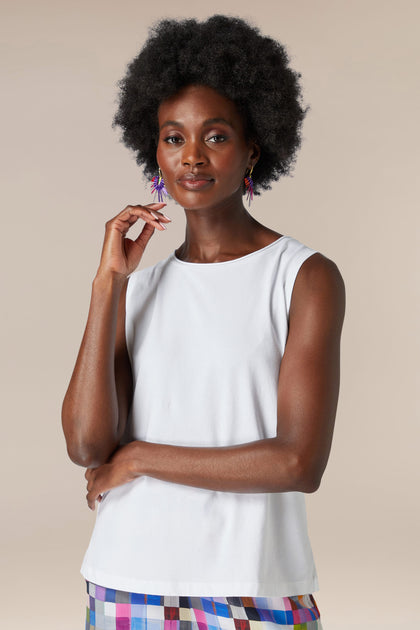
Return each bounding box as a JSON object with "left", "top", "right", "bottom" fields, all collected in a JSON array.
[{"left": 177, "top": 172, "right": 214, "bottom": 190}]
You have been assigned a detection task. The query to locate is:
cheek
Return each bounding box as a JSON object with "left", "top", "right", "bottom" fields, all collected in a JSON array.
[
  {"left": 156, "top": 145, "right": 165, "bottom": 169},
  {"left": 155, "top": 151, "right": 181, "bottom": 200},
  {"left": 156, "top": 146, "right": 178, "bottom": 177},
  {"left": 220, "top": 152, "right": 249, "bottom": 184}
]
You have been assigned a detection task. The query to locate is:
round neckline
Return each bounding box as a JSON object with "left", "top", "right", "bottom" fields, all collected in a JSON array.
[{"left": 171, "top": 235, "right": 288, "bottom": 266}]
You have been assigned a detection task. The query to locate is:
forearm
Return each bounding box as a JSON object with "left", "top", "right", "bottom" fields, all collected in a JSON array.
[
  {"left": 133, "top": 438, "right": 317, "bottom": 493},
  {"left": 62, "top": 272, "right": 126, "bottom": 466}
]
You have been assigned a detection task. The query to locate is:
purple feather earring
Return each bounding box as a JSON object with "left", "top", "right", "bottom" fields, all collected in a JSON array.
[
  {"left": 244, "top": 165, "right": 254, "bottom": 206},
  {"left": 151, "top": 168, "right": 168, "bottom": 202}
]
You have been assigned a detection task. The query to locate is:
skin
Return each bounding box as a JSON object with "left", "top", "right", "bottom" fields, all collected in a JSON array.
[{"left": 61, "top": 84, "right": 345, "bottom": 511}]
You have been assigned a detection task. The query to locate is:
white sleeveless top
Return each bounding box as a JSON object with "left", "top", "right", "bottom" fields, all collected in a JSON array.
[{"left": 80, "top": 235, "right": 319, "bottom": 597}]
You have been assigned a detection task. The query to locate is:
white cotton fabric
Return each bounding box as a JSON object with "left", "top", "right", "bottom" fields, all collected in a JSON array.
[{"left": 81, "top": 235, "right": 320, "bottom": 597}]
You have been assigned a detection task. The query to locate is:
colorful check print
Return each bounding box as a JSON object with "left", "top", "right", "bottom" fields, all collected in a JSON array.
[{"left": 85, "top": 581, "right": 322, "bottom": 630}]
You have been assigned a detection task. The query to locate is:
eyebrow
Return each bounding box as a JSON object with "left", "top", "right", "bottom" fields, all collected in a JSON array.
[{"left": 159, "top": 117, "right": 234, "bottom": 131}]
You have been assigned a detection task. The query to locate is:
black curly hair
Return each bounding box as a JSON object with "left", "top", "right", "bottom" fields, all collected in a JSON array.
[{"left": 112, "top": 15, "right": 309, "bottom": 195}]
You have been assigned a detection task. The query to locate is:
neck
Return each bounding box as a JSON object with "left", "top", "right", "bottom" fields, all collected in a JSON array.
[{"left": 176, "top": 196, "right": 268, "bottom": 264}]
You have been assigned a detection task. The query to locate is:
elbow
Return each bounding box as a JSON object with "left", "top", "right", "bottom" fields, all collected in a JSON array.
[
  {"left": 290, "top": 453, "right": 323, "bottom": 494},
  {"left": 65, "top": 441, "right": 105, "bottom": 468},
  {"left": 62, "top": 405, "right": 117, "bottom": 467},
  {"left": 64, "top": 430, "right": 119, "bottom": 467},
  {"left": 62, "top": 420, "right": 113, "bottom": 468},
  {"left": 62, "top": 423, "right": 95, "bottom": 468},
  {"left": 298, "top": 473, "right": 322, "bottom": 494}
]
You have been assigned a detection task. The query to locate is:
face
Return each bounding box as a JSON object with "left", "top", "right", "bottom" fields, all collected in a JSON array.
[{"left": 156, "top": 84, "right": 260, "bottom": 211}]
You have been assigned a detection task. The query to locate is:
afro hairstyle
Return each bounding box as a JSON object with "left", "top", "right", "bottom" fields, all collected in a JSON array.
[{"left": 112, "top": 15, "right": 309, "bottom": 195}]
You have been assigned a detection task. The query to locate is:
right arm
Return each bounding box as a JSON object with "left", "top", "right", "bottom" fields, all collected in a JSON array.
[
  {"left": 61, "top": 202, "right": 170, "bottom": 468},
  {"left": 61, "top": 272, "right": 131, "bottom": 468}
]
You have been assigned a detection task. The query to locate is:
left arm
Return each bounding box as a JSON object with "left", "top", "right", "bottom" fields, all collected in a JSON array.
[{"left": 86, "top": 253, "right": 345, "bottom": 509}]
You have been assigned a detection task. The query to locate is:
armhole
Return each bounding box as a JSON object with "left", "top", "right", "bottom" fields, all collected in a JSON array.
[
  {"left": 124, "top": 274, "right": 134, "bottom": 369},
  {"left": 285, "top": 248, "right": 318, "bottom": 323}
]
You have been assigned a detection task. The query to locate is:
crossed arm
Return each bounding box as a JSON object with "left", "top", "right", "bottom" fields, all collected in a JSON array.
[{"left": 63, "top": 253, "right": 345, "bottom": 510}]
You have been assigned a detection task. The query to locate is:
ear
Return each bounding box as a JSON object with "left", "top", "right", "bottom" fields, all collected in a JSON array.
[{"left": 248, "top": 141, "right": 261, "bottom": 169}]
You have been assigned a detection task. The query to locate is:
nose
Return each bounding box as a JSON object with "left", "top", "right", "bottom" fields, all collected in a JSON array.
[{"left": 181, "top": 139, "right": 207, "bottom": 167}]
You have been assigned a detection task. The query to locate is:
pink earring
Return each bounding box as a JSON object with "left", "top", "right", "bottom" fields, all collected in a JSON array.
[
  {"left": 151, "top": 168, "right": 168, "bottom": 202},
  {"left": 244, "top": 165, "right": 254, "bottom": 206}
]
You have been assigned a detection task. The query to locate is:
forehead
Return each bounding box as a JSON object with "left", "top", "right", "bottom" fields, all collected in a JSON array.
[{"left": 157, "top": 84, "right": 244, "bottom": 129}]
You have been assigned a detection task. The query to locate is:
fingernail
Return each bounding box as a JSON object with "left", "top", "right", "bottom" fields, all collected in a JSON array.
[
  {"left": 150, "top": 210, "right": 167, "bottom": 229},
  {"left": 162, "top": 213, "right": 172, "bottom": 221}
]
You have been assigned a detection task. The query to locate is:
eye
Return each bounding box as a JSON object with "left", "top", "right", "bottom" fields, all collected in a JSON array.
[
  {"left": 207, "top": 134, "right": 227, "bottom": 143},
  {"left": 163, "top": 135, "right": 183, "bottom": 145}
]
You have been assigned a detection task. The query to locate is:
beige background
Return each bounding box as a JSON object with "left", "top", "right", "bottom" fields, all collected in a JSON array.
[{"left": 1, "top": 1, "right": 419, "bottom": 628}]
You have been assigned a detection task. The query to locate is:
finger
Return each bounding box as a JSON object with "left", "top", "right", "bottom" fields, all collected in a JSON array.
[
  {"left": 118, "top": 207, "right": 163, "bottom": 232},
  {"left": 86, "top": 492, "right": 95, "bottom": 510},
  {"left": 114, "top": 204, "right": 170, "bottom": 235},
  {"left": 142, "top": 202, "right": 168, "bottom": 209},
  {"left": 104, "top": 218, "right": 135, "bottom": 242},
  {"left": 86, "top": 490, "right": 101, "bottom": 511},
  {"left": 149, "top": 209, "right": 172, "bottom": 223},
  {"left": 120, "top": 203, "right": 166, "bottom": 220},
  {"left": 126, "top": 206, "right": 169, "bottom": 231},
  {"left": 130, "top": 220, "right": 156, "bottom": 249},
  {"left": 143, "top": 203, "right": 172, "bottom": 222},
  {"left": 104, "top": 204, "right": 161, "bottom": 233},
  {"left": 126, "top": 203, "right": 170, "bottom": 222},
  {"left": 142, "top": 203, "right": 171, "bottom": 221}
]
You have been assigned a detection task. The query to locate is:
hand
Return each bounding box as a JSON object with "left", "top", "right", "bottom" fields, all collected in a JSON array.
[
  {"left": 84, "top": 442, "right": 142, "bottom": 510},
  {"left": 96, "top": 203, "right": 171, "bottom": 279}
]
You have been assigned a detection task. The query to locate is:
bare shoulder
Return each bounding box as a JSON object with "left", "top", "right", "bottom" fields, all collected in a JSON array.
[
  {"left": 289, "top": 252, "right": 346, "bottom": 335},
  {"left": 296, "top": 252, "right": 345, "bottom": 293}
]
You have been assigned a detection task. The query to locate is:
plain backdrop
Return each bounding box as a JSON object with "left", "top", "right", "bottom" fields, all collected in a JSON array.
[{"left": 1, "top": 1, "right": 419, "bottom": 628}]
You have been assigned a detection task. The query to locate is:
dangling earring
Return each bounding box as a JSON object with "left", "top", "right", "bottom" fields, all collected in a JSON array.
[
  {"left": 244, "top": 166, "right": 254, "bottom": 207},
  {"left": 151, "top": 168, "right": 168, "bottom": 203}
]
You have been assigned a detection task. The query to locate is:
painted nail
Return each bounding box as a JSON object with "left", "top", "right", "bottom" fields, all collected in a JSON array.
[{"left": 161, "top": 213, "right": 172, "bottom": 221}]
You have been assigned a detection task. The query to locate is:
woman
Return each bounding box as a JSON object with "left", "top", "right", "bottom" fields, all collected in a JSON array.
[{"left": 62, "top": 15, "right": 345, "bottom": 630}]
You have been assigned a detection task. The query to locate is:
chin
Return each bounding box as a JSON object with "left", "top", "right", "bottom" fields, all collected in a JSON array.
[{"left": 170, "top": 191, "right": 216, "bottom": 211}]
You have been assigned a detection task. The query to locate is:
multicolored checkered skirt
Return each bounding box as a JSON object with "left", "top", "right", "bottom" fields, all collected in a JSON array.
[{"left": 85, "top": 581, "right": 322, "bottom": 630}]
